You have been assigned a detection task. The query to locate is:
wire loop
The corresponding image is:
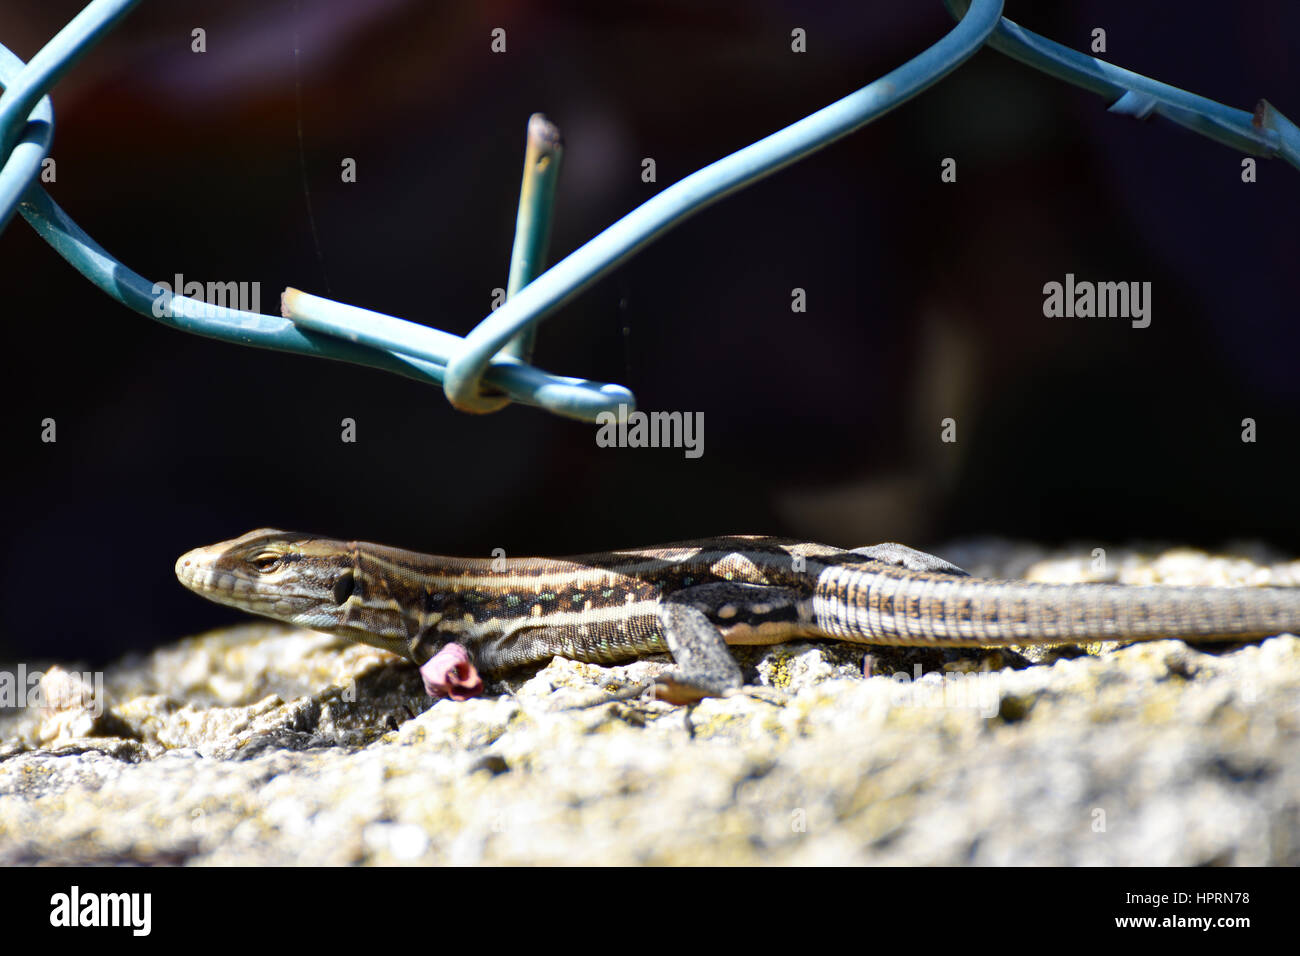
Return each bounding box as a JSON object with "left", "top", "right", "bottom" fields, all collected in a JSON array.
[{"left": 3, "top": 0, "right": 1294, "bottom": 421}]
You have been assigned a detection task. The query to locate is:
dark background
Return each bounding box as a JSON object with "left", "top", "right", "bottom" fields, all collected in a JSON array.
[{"left": 1, "top": 0, "right": 1297, "bottom": 663}]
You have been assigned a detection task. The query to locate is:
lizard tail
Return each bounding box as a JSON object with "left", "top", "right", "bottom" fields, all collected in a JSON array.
[{"left": 814, "top": 568, "right": 1300, "bottom": 647}]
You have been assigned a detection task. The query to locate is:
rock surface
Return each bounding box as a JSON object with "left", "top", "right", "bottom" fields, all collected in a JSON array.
[{"left": 2, "top": 541, "right": 1299, "bottom": 865}]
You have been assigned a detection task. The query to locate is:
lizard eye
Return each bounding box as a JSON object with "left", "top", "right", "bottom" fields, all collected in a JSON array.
[{"left": 251, "top": 552, "right": 283, "bottom": 573}]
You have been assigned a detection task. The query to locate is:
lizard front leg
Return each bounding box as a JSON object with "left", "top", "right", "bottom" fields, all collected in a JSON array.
[{"left": 418, "top": 642, "right": 484, "bottom": 700}]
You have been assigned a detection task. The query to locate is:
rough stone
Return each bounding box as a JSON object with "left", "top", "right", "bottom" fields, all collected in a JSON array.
[{"left": 2, "top": 543, "right": 1297, "bottom": 865}]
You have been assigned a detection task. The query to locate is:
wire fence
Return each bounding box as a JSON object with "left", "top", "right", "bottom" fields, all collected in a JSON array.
[{"left": 2, "top": 0, "right": 1296, "bottom": 422}]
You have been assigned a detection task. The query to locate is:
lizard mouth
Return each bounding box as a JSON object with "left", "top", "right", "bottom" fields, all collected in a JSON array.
[
  {"left": 174, "top": 547, "right": 284, "bottom": 614},
  {"left": 175, "top": 547, "right": 214, "bottom": 592}
]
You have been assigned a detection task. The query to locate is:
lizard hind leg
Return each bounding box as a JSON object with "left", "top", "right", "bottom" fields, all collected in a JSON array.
[
  {"left": 851, "top": 543, "right": 969, "bottom": 576},
  {"left": 652, "top": 588, "right": 749, "bottom": 705}
]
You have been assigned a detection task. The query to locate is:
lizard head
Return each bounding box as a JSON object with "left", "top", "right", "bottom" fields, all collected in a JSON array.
[
  {"left": 177, "top": 529, "right": 484, "bottom": 699},
  {"left": 175, "top": 528, "right": 411, "bottom": 656},
  {"left": 176, "top": 528, "right": 334, "bottom": 623}
]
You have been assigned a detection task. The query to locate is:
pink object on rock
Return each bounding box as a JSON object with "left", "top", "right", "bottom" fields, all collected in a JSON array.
[{"left": 419, "top": 642, "right": 484, "bottom": 700}]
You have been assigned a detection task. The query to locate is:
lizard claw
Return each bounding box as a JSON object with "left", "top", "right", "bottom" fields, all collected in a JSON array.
[
  {"left": 419, "top": 643, "right": 484, "bottom": 701},
  {"left": 650, "top": 674, "right": 739, "bottom": 706},
  {"left": 650, "top": 679, "right": 709, "bottom": 706}
]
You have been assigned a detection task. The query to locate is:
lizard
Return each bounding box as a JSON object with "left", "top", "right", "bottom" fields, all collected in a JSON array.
[{"left": 175, "top": 529, "right": 1300, "bottom": 705}]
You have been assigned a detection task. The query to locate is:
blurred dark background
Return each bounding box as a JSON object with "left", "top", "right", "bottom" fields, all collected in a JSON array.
[{"left": 1, "top": 0, "right": 1297, "bottom": 663}]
